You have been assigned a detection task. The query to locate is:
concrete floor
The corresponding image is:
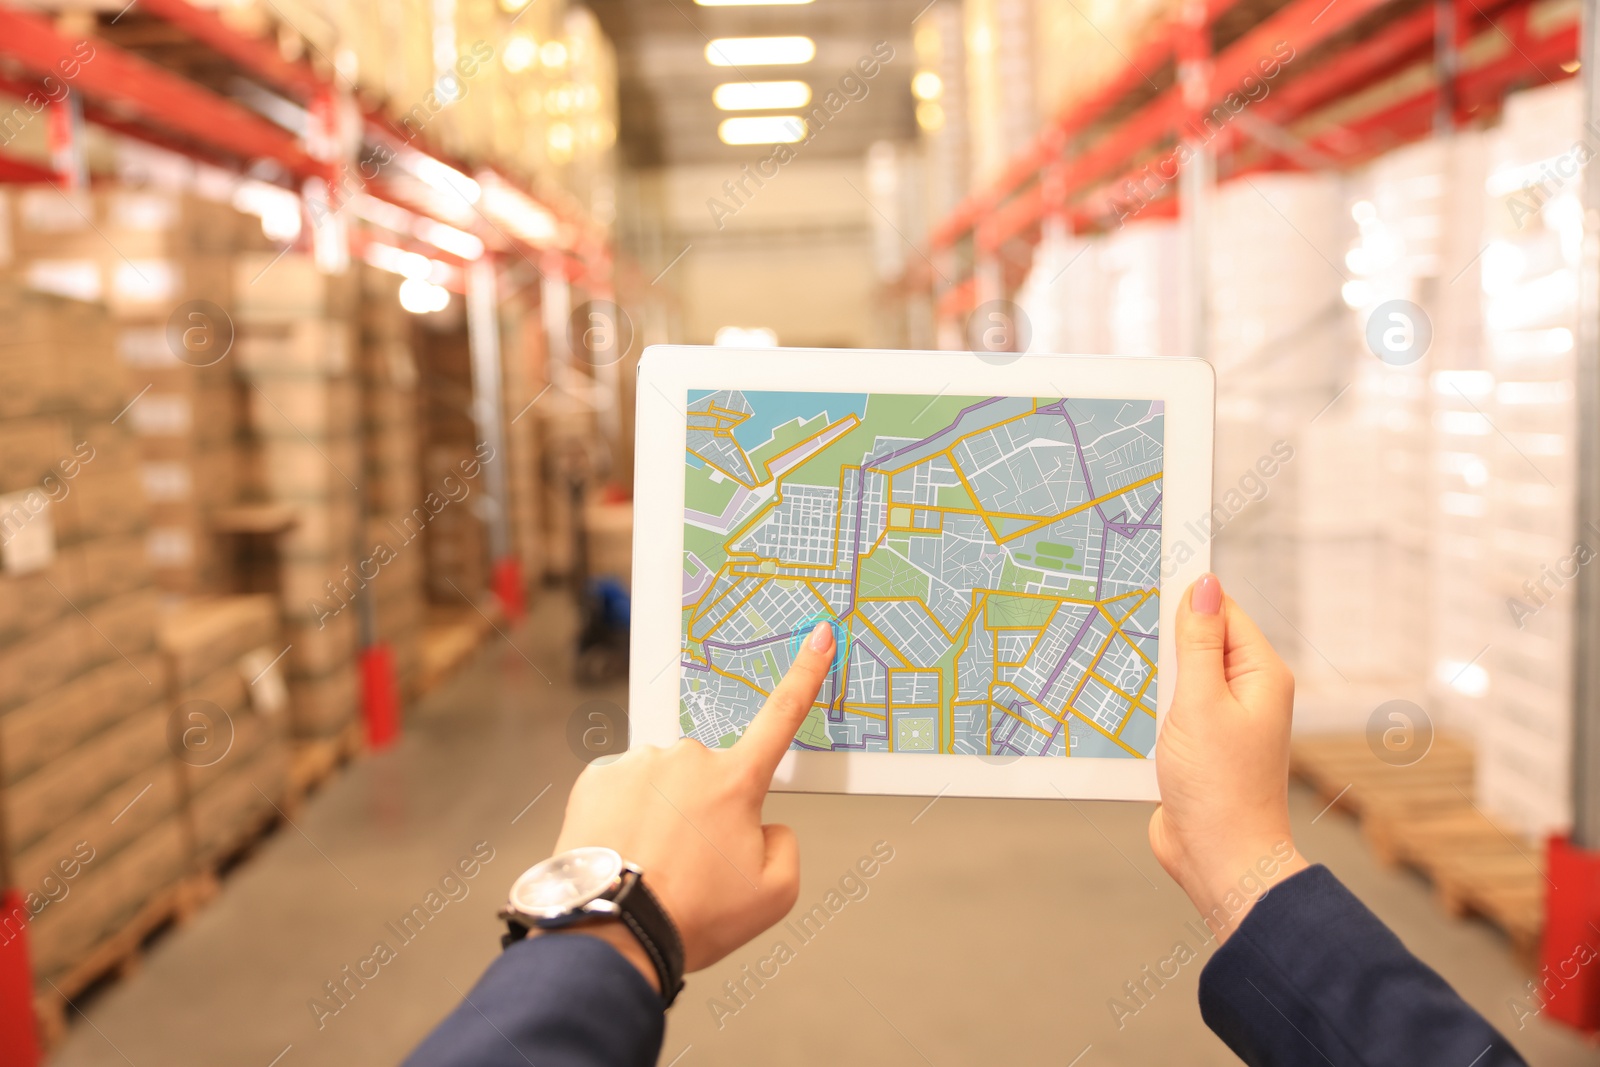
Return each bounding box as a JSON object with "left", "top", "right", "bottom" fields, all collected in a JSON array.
[{"left": 51, "top": 593, "right": 1598, "bottom": 1066}]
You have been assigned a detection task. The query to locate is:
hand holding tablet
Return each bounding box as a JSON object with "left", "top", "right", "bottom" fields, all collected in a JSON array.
[{"left": 629, "top": 346, "right": 1215, "bottom": 800}]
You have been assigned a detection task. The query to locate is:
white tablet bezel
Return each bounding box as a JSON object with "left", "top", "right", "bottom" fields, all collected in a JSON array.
[{"left": 628, "top": 346, "right": 1214, "bottom": 801}]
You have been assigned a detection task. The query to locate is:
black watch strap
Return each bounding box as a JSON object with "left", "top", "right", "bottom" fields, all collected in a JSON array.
[
  {"left": 615, "top": 872, "right": 686, "bottom": 1007},
  {"left": 500, "top": 871, "right": 686, "bottom": 1007}
]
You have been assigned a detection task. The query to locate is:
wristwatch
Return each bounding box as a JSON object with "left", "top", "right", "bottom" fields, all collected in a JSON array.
[{"left": 500, "top": 846, "right": 686, "bottom": 1006}]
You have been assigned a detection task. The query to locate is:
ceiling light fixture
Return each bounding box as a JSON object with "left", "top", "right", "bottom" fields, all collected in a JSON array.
[
  {"left": 697, "top": 0, "right": 811, "bottom": 5},
  {"left": 717, "top": 116, "right": 807, "bottom": 145},
  {"left": 713, "top": 80, "right": 811, "bottom": 111},
  {"left": 705, "top": 36, "right": 816, "bottom": 67}
]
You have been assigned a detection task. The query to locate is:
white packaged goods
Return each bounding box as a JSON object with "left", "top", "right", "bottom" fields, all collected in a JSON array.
[
  {"left": 1014, "top": 220, "right": 1105, "bottom": 355},
  {"left": 1475, "top": 81, "right": 1583, "bottom": 836},
  {"left": 1102, "top": 219, "right": 1181, "bottom": 357},
  {"left": 1205, "top": 173, "right": 1346, "bottom": 678}
]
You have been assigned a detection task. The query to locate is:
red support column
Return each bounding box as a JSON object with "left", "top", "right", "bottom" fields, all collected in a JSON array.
[
  {"left": 360, "top": 643, "right": 400, "bottom": 750},
  {"left": 493, "top": 556, "right": 527, "bottom": 623},
  {"left": 0, "top": 891, "right": 40, "bottom": 1067},
  {"left": 1537, "top": 837, "right": 1600, "bottom": 1031}
]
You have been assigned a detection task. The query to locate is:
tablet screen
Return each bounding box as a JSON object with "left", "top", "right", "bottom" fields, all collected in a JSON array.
[{"left": 679, "top": 390, "right": 1164, "bottom": 759}]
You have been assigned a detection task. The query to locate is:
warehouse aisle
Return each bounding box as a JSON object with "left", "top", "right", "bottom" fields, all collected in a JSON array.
[{"left": 49, "top": 593, "right": 1595, "bottom": 1067}]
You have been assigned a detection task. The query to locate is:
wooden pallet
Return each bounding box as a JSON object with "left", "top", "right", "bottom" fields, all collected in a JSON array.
[
  {"left": 418, "top": 602, "right": 497, "bottom": 695},
  {"left": 1291, "top": 732, "right": 1544, "bottom": 960},
  {"left": 288, "top": 718, "right": 364, "bottom": 802},
  {"left": 1291, "top": 733, "right": 1474, "bottom": 816},
  {"left": 32, "top": 876, "right": 208, "bottom": 1049}
]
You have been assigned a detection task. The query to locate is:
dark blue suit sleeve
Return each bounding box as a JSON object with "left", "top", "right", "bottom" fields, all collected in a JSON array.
[
  {"left": 1199, "top": 864, "right": 1527, "bottom": 1067},
  {"left": 403, "top": 933, "right": 665, "bottom": 1067}
]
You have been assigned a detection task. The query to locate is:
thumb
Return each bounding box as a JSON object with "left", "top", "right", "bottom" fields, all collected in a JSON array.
[
  {"left": 759, "top": 823, "right": 801, "bottom": 916},
  {"left": 1174, "top": 574, "right": 1227, "bottom": 705}
]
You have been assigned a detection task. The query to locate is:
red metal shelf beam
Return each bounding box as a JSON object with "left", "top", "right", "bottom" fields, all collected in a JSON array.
[
  {"left": 130, "top": 0, "right": 608, "bottom": 270},
  {"left": 972, "top": 0, "right": 1402, "bottom": 255},
  {"left": 130, "top": 0, "right": 326, "bottom": 102},
  {"left": 927, "top": 0, "right": 1577, "bottom": 315},
  {"left": 0, "top": 6, "right": 329, "bottom": 183},
  {"left": 930, "top": 0, "right": 1240, "bottom": 250}
]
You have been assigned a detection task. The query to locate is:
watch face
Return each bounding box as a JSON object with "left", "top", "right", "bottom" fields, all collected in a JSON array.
[{"left": 509, "top": 846, "right": 624, "bottom": 920}]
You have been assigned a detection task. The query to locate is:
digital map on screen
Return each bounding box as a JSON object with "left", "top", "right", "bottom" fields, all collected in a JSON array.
[{"left": 678, "top": 389, "right": 1164, "bottom": 759}]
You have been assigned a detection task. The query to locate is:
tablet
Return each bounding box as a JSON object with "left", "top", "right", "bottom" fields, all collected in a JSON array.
[{"left": 628, "top": 346, "right": 1214, "bottom": 801}]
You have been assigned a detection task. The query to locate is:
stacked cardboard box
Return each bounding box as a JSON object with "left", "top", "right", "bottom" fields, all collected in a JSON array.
[
  {"left": 500, "top": 279, "right": 551, "bottom": 587},
  {"left": 358, "top": 266, "right": 427, "bottom": 704},
  {"left": 0, "top": 285, "right": 188, "bottom": 994},
  {"left": 1032, "top": 0, "right": 1178, "bottom": 123},
  {"left": 963, "top": 0, "right": 1037, "bottom": 186},
  {"left": 415, "top": 325, "right": 492, "bottom": 599},
  {"left": 158, "top": 596, "right": 290, "bottom": 870},
  {"left": 233, "top": 252, "right": 362, "bottom": 742},
  {"left": 915, "top": 1, "right": 971, "bottom": 233},
  {"left": 4, "top": 187, "right": 258, "bottom": 597},
  {"left": 218, "top": 0, "right": 613, "bottom": 192}
]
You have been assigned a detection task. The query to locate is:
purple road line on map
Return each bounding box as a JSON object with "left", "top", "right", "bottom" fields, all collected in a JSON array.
[
  {"left": 681, "top": 660, "right": 710, "bottom": 672},
  {"left": 841, "top": 396, "right": 1008, "bottom": 619},
  {"left": 868, "top": 396, "right": 1009, "bottom": 468},
  {"left": 1123, "top": 630, "right": 1157, "bottom": 641},
  {"left": 1041, "top": 605, "right": 1098, "bottom": 705},
  {"left": 702, "top": 630, "right": 804, "bottom": 654}
]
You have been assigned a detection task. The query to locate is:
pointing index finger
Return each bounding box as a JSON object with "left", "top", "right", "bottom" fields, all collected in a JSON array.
[{"left": 736, "top": 620, "right": 837, "bottom": 781}]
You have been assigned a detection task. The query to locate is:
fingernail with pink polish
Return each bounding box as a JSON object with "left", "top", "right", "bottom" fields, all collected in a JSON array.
[
  {"left": 809, "top": 621, "right": 835, "bottom": 652},
  {"left": 1192, "top": 574, "right": 1222, "bottom": 615}
]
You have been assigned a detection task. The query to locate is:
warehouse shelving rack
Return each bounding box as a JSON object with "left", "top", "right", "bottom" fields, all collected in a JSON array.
[
  {"left": 0, "top": 1, "right": 627, "bottom": 621},
  {"left": 0, "top": 5, "right": 630, "bottom": 1059},
  {"left": 0, "top": 2, "right": 608, "bottom": 285},
  {"left": 910, "top": 0, "right": 1600, "bottom": 1032},
  {"left": 916, "top": 0, "right": 1578, "bottom": 328}
]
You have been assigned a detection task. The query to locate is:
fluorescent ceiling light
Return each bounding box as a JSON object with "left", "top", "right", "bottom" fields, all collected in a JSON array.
[
  {"left": 718, "top": 116, "right": 807, "bottom": 145},
  {"left": 912, "top": 71, "right": 943, "bottom": 101},
  {"left": 365, "top": 241, "right": 435, "bottom": 280},
  {"left": 714, "top": 80, "right": 811, "bottom": 110},
  {"left": 399, "top": 277, "right": 452, "bottom": 314},
  {"left": 480, "top": 174, "right": 560, "bottom": 244},
  {"left": 705, "top": 36, "right": 815, "bottom": 67},
  {"left": 416, "top": 219, "right": 485, "bottom": 260},
  {"left": 408, "top": 153, "right": 481, "bottom": 205}
]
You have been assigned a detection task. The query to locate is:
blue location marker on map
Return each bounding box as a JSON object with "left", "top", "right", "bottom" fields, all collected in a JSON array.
[{"left": 788, "top": 613, "right": 850, "bottom": 674}]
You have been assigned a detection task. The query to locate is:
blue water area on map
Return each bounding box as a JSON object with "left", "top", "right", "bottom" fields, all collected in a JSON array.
[{"left": 688, "top": 389, "right": 868, "bottom": 452}]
